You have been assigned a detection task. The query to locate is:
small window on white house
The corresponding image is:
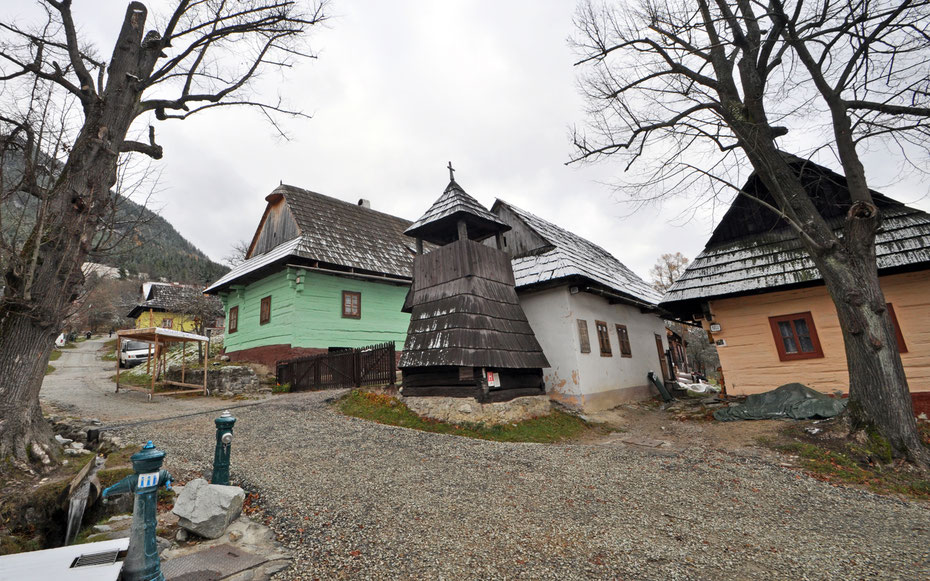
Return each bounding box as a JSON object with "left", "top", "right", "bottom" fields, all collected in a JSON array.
[
  {"left": 595, "top": 320, "right": 612, "bottom": 357},
  {"left": 577, "top": 319, "right": 591, "bottom": 354}
]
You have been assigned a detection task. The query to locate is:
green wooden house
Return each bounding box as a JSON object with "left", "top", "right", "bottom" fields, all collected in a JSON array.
[{"left": 204, "top": 185, "right": 415, "bottom": 367}]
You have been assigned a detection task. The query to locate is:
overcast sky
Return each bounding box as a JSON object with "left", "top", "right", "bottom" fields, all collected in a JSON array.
[{"left": 10, "top": 1, "right": 930, "bottom": 282}]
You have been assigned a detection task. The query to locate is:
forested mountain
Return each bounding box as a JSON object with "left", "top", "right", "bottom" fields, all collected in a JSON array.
[
  {"left": 1, "top": 144, "right": 228, "bottom": 285},
  {"left": 92, "top": 194, "right": 229, "bottom": 284}
]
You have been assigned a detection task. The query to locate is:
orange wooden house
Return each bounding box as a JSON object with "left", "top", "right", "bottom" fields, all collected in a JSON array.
[{"left": 661, "top": 158, "right": 930, "bottom": 399}]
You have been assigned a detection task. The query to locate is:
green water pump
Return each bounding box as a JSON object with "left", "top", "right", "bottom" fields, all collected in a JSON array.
[
  {"left": 101, "top": 441, "right": 172, "bottom": 581},
  {"left": 211, "top": 410, "right": 236, "bottom": 485}
]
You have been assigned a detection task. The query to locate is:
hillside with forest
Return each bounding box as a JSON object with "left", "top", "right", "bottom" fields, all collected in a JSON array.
[
  {"left": 1, "top": 143, "right": 228, "bottom": 284},
  {"left": 92, "top": 194, "right": 229, "bottom": 284}
]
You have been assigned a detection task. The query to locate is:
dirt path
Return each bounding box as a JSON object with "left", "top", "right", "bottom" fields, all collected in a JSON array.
[
  {"left": 40, "top": 337, "right": 231, "bottom": 424},
  {"left": 585, "top": 400, "right": 785, "bottom": 455}
]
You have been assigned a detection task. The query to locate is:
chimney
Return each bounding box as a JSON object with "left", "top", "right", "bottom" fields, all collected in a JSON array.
[{"left": 357, "top": 198, "right": 371, "bottom": 209}]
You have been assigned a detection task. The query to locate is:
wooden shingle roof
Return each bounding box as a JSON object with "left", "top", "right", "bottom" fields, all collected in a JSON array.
[
  {"left": 405, "top": 180, "right": 510, "bottom": 245},
  {"left": 492, "top": 200, "right": 663, "bottom": 306},
  {"left": 661, "top": 159, "right": 930, "bottom": 315},
  {"left": 399, "top": 239, "right": 550, "bottom": 369},
  {"left": 128, "top": 284, "right": 223, "bottom": 319},
  {"left": 206, "top": 185, "right": 416, "bottom": 293}
]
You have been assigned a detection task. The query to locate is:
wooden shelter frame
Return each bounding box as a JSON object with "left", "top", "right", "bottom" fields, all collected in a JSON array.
[{"left": 115, "top": 327, "right": 210, "bottom": 398}]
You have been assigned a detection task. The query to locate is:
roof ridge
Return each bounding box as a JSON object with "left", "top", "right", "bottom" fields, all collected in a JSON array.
[
  {"left": 498, "top": 198, "right": 641, "bottom": 275},
  {"left": 496, "top": 198, "right": 661, "bottom": 305},
  {"left": 276, "top": 183, "right": 413, "bottom": 225}
]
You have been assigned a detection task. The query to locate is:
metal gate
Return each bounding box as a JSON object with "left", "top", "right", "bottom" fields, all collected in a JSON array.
[{"left": 276, "top": 342, "right": 396, "bottom": 391}]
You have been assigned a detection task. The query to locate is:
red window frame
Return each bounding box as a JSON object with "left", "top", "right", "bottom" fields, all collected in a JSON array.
[
  {"left": 342, "top": 291, "right": 361, "bottom": 319},
  {"left": 768, "top": 311, "right": 824, "bottom": 361},
  {"left": 228, "top": 306, "right": 238, "bottom": 333},
  {"left": 615, "top": 324, "right": 632, "bottom": 358},
  {"left": 260, "top": 296, "right": 271, "bottom": 325},
  {"left": 887, "top": 303, "right": 907, "bottom": 354},
  {"left": 595, "top": 320, "right": 612, "bottom": 357}
]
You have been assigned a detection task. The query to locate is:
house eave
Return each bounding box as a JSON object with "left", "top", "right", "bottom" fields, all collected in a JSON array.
[
  {"left": 516, "top": 275, "right": 660, "bottom": 311},
  {"left": 660, "top": 260, "right": 930, "bottom": 321}
]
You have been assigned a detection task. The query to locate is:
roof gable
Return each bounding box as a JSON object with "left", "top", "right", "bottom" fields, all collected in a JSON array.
[
  {"left": 246, "top": 193, "right": 301, "bottom": 259},
  {"left": 661, "top": 159, "right": 930, "bottom": 313},
  {"left": 708, "top": 156, "right": 904, "bottom": 246},
  {"left": 206, "top": 185, "right": 417, "bottom": 293},
  {"left": 492, "top": 200, "right": 662, "bottom": 306}
]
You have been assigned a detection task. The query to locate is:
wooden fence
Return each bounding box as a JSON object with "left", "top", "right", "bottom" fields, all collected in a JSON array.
[{"left": 276, "top": 342, "right": 396, "bottom": 391}]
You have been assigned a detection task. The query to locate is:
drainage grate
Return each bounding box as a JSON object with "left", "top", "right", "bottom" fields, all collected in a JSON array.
[{"left": 71, "top": 549, "right": 121, "bottom": 567}]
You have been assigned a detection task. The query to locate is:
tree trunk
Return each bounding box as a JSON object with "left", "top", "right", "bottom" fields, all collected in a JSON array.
[
  {"left": 0, "top": 4, "right": 156, "bottom": 469},
  {"left": 733, "top": 130, "right": 927, "bottom": 463},
  {"left": 0, "top": 311, "right": 59, "bottom": 467},
  {"left": 814, "top": 204, "right": 927, "bottom": 463}
]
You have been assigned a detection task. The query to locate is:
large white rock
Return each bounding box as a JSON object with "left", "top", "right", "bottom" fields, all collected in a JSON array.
[{"left": 172, "top": 478, "right": 245, "bottom": 539}]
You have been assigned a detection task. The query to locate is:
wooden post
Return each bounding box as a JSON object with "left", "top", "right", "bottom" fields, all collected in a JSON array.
[
  {"left": 115, "top": 336, "right": 121, "bottom": 392},
  {"left": 202, "top": 338, "right": 208, "bottom": 395},
  {"left": 181, "top": 341, "right": 186, "bottom": 384},
  {"left": 150, "top": 336, "right": 159, "bottom": 398},
  {"left": 457, "top": 219, "right": 468, "bottom": 241},
  {"left": 149, "top": 307, "right": 153, "bottom": 328},
  {"left": 146, "top": 342, "right": 152, "bottom": 375},
  {"left": 416, "top": 237, "right": 424, "bottom": 254}
]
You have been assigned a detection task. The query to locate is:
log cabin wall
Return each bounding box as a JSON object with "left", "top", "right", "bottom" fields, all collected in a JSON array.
[
  {"left": 221, "top": 269, "right": 409, "bottom": 356},
  {"left": 704, "top": 270, "right": 930, "bottom": 395}
]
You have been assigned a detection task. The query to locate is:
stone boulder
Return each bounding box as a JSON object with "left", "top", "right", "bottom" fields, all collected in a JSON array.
[{"left": 172, "top": 478, "right": 245, "bottom": 539}]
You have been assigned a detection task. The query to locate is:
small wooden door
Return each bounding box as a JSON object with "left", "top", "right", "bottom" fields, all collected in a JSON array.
[{"left": 655, "top": 334, "right": 670, "bottom": 381}]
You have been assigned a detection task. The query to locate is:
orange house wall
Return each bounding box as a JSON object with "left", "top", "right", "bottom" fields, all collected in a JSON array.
[{"left": 705, "top": 270, "right": 930, "bottom": 395}]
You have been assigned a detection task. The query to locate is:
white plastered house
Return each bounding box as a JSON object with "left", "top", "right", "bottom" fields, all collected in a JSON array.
[{"left": 489, "top": 200, "right": 669, "bottom": 411}]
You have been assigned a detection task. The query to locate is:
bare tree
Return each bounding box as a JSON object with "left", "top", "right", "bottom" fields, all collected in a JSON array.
[
  {"left": 0, "top": 0, "right": 326, "bottom": 470},
  {"left": 572, "top": 0, "right": 930, "bottom": 462},
  {"left": 223, "top": 238, "right": 251, "bottom": 268},
  {"left": 650, "top": 252, "right": 690, "bottom": 294}
]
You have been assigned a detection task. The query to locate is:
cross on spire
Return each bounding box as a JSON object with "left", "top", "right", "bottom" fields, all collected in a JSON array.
[{"left": 447, "top": 161, "right": 455, "bottom": 181}]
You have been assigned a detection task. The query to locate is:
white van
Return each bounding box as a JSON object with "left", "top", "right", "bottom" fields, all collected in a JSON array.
[{"left": 119, "top": 340, "right": 151, "bottom": 368}]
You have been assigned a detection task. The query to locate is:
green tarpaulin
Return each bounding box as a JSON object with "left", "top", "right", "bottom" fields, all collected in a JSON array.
[{"left": 714, "top": 383, "right": 847, "bottom": 421}]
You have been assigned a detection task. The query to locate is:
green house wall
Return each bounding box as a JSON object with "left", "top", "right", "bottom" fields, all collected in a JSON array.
[{"left": 221, "top": 268, "right": 410, "bottom": 353}]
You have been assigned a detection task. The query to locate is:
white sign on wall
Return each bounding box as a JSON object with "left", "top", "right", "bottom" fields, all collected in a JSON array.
[{"left": 486, "top": 371, "right": 501, "bottom": 388}]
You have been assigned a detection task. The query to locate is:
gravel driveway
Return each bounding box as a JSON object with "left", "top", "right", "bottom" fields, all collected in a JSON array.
[
  {"left": 41, "top": 337, "right": 234, "bottom": 423},
  {"left": 111, "top": 390, "right": 930, "bottom": 581}
]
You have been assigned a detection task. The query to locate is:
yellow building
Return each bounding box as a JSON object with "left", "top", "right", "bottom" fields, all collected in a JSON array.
[
  {"left": 127, "top": 283, "right": 223, "bottom": 333},
  {"left": 661, "top": 159, "right": 930, "bottom": 397}
]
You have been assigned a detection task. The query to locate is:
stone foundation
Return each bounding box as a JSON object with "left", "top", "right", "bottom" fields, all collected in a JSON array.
[
  {"left": 402, "top": 395, "right": 551, "bottom": 425},
  {"left": 224, "top": 343, "right": 404, "bottom": 370},
  {"left": 166, "top": 365, "right": 261, "bottom": 396}
]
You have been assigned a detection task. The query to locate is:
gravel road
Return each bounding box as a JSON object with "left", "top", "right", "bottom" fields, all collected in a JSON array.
[
  {"left": 41, "top": 337, "right": 234, "bottom": 423},
  {"left": 110, "top": 390, "right": 930, "bottom": 581}
]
